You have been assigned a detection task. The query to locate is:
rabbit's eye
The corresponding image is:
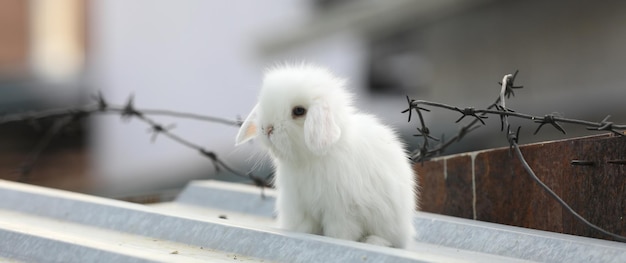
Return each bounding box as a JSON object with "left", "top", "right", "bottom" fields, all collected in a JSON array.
[{"left": 292, "top": 106, "right": 307, "bottom": 118}]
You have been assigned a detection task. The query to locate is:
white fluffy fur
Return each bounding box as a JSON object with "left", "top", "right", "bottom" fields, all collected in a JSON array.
[{"left": 236, "top": 64, "right": 418, "bottom": 248}]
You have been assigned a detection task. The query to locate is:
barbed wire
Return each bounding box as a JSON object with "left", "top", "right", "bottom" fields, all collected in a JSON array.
[
  {"left": 3, "top": 73, "right": 625, "bottom": 240},
  {"left": 0, "top": 92, "right": 243, "bottom": 127},
  {"left": 403, "top": 71, "right": 626, "bottom": 242},
  {"left": 403, "top": 70, "right": 626, "bottom": 162},
  {"left": 1, "top": 92, "right": 272, "bottom": 197}
]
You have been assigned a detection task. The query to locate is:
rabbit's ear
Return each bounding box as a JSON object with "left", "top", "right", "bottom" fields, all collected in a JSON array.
[
  {"left": 235, "top": 104, "right": 259, "bottom": 145},
  {"left": 304, "top": 101, "right": 341, "bottom": 154}
]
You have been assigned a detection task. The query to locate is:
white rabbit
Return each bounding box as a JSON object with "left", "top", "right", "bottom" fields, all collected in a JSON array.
[{"left": 236, "top": 64, "right": 418, "bottom": 248}]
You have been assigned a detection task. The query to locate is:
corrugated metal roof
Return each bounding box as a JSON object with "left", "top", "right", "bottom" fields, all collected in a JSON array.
[{"left": 1, "top": 179, "right": 625, "bottom": 262}]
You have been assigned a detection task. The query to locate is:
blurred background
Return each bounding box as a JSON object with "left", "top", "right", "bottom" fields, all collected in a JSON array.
[{"left": 1, "top": 0, "right": 625, "bottom": 200}]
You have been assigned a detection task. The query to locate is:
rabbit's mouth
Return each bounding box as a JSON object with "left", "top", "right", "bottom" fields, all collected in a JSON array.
[
  {"left": 260, "top": 125, "right": 274, "bottom": 144},
  {"left": 266, "top": 126, "right": 274, "bottom": 137}
]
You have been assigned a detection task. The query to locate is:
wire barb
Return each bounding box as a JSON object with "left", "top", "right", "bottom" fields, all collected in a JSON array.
[
  {"left": 93, "top": 91, "right": 108, "bottom": 111},
  {"left": 401, "top": 96, "right": 430, "bottom": 123},
  {"left": 413, "top": 127, "right": 439, "bottom": 142},
  {"left": 586, "top": 115, "right": 623, "bottom": 136},
  {"left": 497, "top": 69, "right": 524, "bottom": 98},
  {"left": 121, "top": 94, "right": 142, "bottom": 120},
  {"left": 147, "top": 123, "right": 177, "bottom": 142},
  {"left": 455, "top": 107, "right": 488, "bottom": 125},
  {"left": 534, "top": 114, "right": 567, "bottom": 135}
]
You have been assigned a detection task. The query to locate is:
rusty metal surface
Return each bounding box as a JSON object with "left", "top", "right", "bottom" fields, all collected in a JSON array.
[
  {"left": 417, "top": 155, "right": 474, "bottom": 219},
  {"left": 415, "top": 133, "right": 626, "bottom": 241}
]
